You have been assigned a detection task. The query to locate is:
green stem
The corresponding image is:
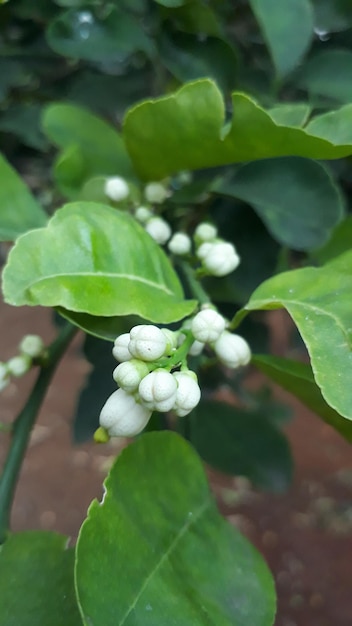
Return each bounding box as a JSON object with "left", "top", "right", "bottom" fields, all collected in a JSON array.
[
  {"left": 0, "top": 322, "right": 77, "bottom": 544},
  {"left": 177, "top": 260, "right": 210, "bottom": 306}
]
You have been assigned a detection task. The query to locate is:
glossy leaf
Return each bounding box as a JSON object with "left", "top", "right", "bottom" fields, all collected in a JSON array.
[
  {"left": 75, "top": 431, "right": 276, "bottom": 626},
  {"left": 46, "top": 7, "right": 154, "bottom": 62},
  {"left": 268, "top": 103, "right": 311, "bottom": 127},
  {"left": 43, "top": 103, "right": 134, "bottom": 195},
  {"left": 214, "top": 157, "right": 344, "bottom": 250},
  {"left": 188, "top": 401, "right": 293, "bottom": 492},
  {"left": 0, "top": 531, "right": 81, "bottom": 626},
  {"left": 233, "top": 251, "right": 352, "bottom": 420},
  {"left": 155, "top": 0, "right": 186, "bottom": 6},
  {"left": 249, "top": 0, "right": 314, "bottom": 77},
  {"left": 253, "top": 355, "right": 352, "bottom": 443},
  {"left": 0, "top": 154, "right": 47, "bottom": 241},
  {"left": 169, "top": 1, "right": 223, "bottom": 37},
  {"left": 297, "top": 49, "right": 352, "bottom": 103},
  {"left": 123, "top": 79, "right": 352, "bottom": 180},
  {"left": 2, "top": 203, "right": 196, "bottom": 323}
]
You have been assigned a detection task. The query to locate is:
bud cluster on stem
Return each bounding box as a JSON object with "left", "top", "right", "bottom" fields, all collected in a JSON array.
[{"left": 0, "top": 334, "right": 45, "bottom": 392}]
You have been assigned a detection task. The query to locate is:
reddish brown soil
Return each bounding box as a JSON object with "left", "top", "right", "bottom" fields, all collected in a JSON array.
[{"left": 1, "top": 300, "right": 351, "bottom": 626}]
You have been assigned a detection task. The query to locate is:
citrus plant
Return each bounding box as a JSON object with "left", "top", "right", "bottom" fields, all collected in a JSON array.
[{"left": 1, "top": 0, "right": 352, "bottom": 624}]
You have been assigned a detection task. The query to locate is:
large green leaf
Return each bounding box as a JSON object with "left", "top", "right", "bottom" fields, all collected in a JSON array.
[
  {"left": 252, "top": 355, "right": 352, "bottom": 443},
  {"left": 267, "top": 103, "right": 311, "bottom": 127},
  {"left": 233, "top": 251, "right": 352, "bottom": 420},
  {"left": 187, "top": 400, "right": 292, "bottom": 492},
  {"left": 297, "top": 49, "right": 352, "bottom": 103},
  {"left": 214, "top": 157, "right": 344, "bottom": 250},
  {"left": 123, "top": 80, "right": 352, "bottom": 180},
  {"left": 46, "top": 7, "right": 154, "bottom": 62},
  {"left": 75, "top": 432, "right": 276, "bottom": 626},
  {"left": 0, "top": 531, "right": 81, "bottom": 626},
  {"left": 42, "top": 103, "right": 134, "bottom": 195},
  {"left": 0, "top": 154, "right": 47, "bottom": 241},
  {"left": 2, "top": 203, "right": 196, "bottom": 323},
  {"left": 249, "top": 0, "right": 313, "bottom": 77},
  {"left": 311, "top": 0, "right": 352, "bottom": 32}
]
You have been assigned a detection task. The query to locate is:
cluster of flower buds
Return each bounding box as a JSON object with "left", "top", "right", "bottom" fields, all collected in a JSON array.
[
  {"left": 0, "top": 334, "right": 45, "bottom": 392},
  {"left": 97, "top": 309, "right": 251, "bottom": 441},
  {"left": 194, "top": 223, "right": 240, "bottom": 277},
  {"left": 97, "top": 324, "right": 201, "bottom": 440}
]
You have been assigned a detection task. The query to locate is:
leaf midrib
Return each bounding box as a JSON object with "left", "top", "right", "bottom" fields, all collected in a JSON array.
[{"left": 27, "top": 272, "right": 176, "bottom": 296}]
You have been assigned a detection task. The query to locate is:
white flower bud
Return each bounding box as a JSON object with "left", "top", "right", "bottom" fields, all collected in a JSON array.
[
  {"left": 144, "top": 182, "right": 169, "bottom": 204},
  {"left": 195, "top": 222, "right": 217, "bottom": 241},
  {"left": 129, "top": 325, "right": 167, "bottom": 361},
  {"left": 188, "top": 340, "right": 205, "bottom": 356},
  {"left": 113, "top": 359, "right": 149, "bottom": 392},
  {"left": 145, "top": 217, "right": 172, "bottom": 245},
  {"left": 7, "top": 355, "right": 31, "bottom": 377},
  {"left": 173, "top": 371, "right": 201, "bottom": 417},
  {"left": 0, "top": 362, "right": 9, "bottom": 392},
  {"left": 112, "top": 333, "right": 133, "bottom": 362},
  {"left": 201, "top": 241, "right": 240, "bottom": 276},
  {"left": 135, "top": 206, "right": 153, "bottom": 223},
  {"left": 191, "top": 309, "right": 226, "bottom": 343},
  {"left": 213, "top": 331, "right": 251, "bottom": 368},
  {"left": 161, "top": 328, "right": 178, "bottom": 354},
  {"left": 138, "top": 369, "right": 177, "bottom": 412},
  {"left": 99, "top": 388, "right": 152, "bottom": 437},
  {"left": 168, "top": 232, "right": 192, "bottom": 255},
  {"left": 19, "top": 334, "right": 44, "bottom": 358},
  {"left": 196, "top": 241, "right": 213, "bottom": 260},
  {"left": 104, "top": 176, "right": 130, "bottom": 202}
]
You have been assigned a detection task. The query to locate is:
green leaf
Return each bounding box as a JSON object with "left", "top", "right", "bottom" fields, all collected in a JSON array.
[
  {"left": 214, "top": 157, "right": 345, "bottom": 250},
  {"left": 75, "top": 431, "right": 276, "bottom": 626},
  {"left": 155, "top": 0, "right": 187, "bottom": 6},
  {"left": 233, "top": 251, "right": 352, "bottom": 420},
  {"left": 0, "top": 103, "right": 48, "bottom": 150},
  {"left": 123, "top": 79, "right": 352, "bottom": 180},
  {"left": 297, "top": 49, "right": 352, "bottom": 103},
  {"left": 46, "top": 7, "right": 154, "bottom": 62},
  {"left": 188, "top": 400, "right": 292, "bottom": 492},
  {"left": 268, "top": 103, "right": 311, "bottom": 127},
  {"left": 159, "top": 32, "right": 237, "bottom": 92},
  {"left": 0, "top": 531, "right": 81, "bottom": 626},
  {"left": 43, "top": 103, "right": 134, "bottom": 195},
  {"left": 169, "top": 1, "right": 223, "bottom": 37},
  {"left": 312, "top": 216, "right": 352, "bottom": 264},
  {"left": 252, "top": 355, "right": 352, "bottom": 443},
  {"left": 249, "top": 0, "right": 313, "bottom": 77},
  {"left": 311, "top": 0, "right": 352, "bottom": 33},
  {"left": 0, "top": 154, "right": 47, "bottom": 241},
  {"left": 2, "top": 202, "right": 195, "bottom": 323}
]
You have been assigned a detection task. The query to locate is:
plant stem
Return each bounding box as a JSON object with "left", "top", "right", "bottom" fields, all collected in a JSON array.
[
  {"left": 0, "top": 322, "right": 77, "bottom": 544},
  {"left": 177, "top": 260, "right": 210, "bottom": 306}
]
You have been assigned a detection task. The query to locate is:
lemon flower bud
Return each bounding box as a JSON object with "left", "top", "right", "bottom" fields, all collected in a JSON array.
[
  {"left": 7, "top": 355, "right": 31, "bottom": 377},
  {"left": 161, "top": 328, "right": 178, "bottom": 355},
  {"left": 191, "top": 309, "right": 226, "bottom": 343},
  {"left": 213, "top": 331, "right": 251, "bottom": 368},
  {"left": 129, "top": 325, "right": 167, "bottom": 361},
  {"left": 112, "top": 333, "right": 133, "bottom": 362},
  {"left": 168, "top": 233, "right": 192, "bottom": 255},
  {"left": 144, "top": 181, "right": 170, "bottom": 204},
  {"left": 194, "top": 222, "right": 217, "bottom": 242},
  {"left": 135, "top": 206, "right": 153, "bottom": 223},
  {"left": 0, "top": 363, "right": 9, "bottom": 392},
  {"left": 19, "top": 334, "right": 44, "bottom": 358},
  {"left": 113, "top": 359, "right": 149, "bottom": 393},
  {"left": 145, "top": 217, "right": 172, "bottom": 245},
  {"left": 104, "top": 176, "right": 130, "bottom": 202},
  {"left": 138, "top": 369, "right": 177, "bottom": 412},
  {"left": 199, "top": 241, "right": 240, "bottom": 276},
  {"left": 173, "top": 370, "right": 201, "bottom": 417},
  {"left": 99, "top": 388, "right": 152, "bottom": 437}
]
